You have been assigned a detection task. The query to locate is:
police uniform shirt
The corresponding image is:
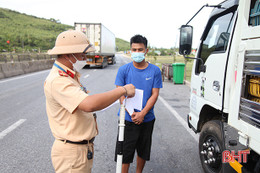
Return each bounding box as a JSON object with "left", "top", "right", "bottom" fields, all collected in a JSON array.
[{"left": 44, "top": 61, "right": 97, "bottom": 142}]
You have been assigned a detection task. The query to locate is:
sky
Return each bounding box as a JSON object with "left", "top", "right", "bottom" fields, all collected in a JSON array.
[{"left": 0, "top": 0, "right": 224, "bottom": 49}]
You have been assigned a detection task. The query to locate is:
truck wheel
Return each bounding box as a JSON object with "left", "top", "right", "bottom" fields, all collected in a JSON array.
[
  {"left": 199, "top": 120, "right": 224, "bottom": 173},
  {"left": 84, "top": 64, "right": 90, "bottom": 68},
  {"left": 101, "top": 63, "right": 106, "bottom": 69},
  {"left": 101, "top": 58, "right": 108, "bottom": 68}
]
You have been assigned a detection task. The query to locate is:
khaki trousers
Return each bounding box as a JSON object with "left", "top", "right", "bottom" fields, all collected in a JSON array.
[{"left": 51, "top": 139, "right": 94, "bottom": 173}]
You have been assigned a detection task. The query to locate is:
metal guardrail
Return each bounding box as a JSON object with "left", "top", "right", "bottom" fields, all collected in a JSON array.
[{"left": 0, "top": 53, "right": 57, "bottom": 63}]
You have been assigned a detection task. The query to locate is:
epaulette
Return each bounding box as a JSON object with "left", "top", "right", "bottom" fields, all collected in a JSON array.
[{"left": 58, "top": 70, "right": 69, "bottom": 77}]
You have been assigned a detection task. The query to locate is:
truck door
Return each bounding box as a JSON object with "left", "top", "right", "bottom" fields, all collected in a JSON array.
[{"left": 194, "top": 8, "right": 237, "bottom": 110}]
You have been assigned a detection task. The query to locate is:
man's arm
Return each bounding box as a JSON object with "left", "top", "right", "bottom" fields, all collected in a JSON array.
[{"left": 131, "top": 88, "right": 160, "bottom": 124}]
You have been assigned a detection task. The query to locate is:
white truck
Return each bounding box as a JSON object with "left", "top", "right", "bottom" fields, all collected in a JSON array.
[
  {"left": 75, "top": 23, "right": 116, "bottom": 68},
  {"left": 179, "top": 0, "right": 260, "bottom": 172}
]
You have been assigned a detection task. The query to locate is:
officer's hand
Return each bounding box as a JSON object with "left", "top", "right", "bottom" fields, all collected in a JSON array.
[{"left": 123, "top": 84, "right": 135, "bottom": 98}]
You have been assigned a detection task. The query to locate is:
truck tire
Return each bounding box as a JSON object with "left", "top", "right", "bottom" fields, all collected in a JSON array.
[
  {"left": 101, "top": 62, "right": 105, "bottom": 69},
  {"left": 101, "top": 58, "right": 108, "bottom": 69},
  {"left": 199, "top": 120, "right": 224, "bottom": 173},
  {"left": 109, "top": 56, "right": 116, "bottom": 65},
  {"left": 84, "top": 64, "right": 90, "bottom": 68}
]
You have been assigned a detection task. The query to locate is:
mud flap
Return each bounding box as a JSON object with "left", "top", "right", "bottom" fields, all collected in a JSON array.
[{"left": 222, "top": 163, "right": 237, "bottom": 173}]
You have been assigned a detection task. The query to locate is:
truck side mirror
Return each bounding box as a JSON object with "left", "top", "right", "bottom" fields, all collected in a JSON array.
[{"left": 179, "top": 25, "right": 193, "bottom": 55}]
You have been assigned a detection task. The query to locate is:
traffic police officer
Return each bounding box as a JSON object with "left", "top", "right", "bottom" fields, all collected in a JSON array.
[{"left": 44, "top": 30, "right": 135, "bottom": 173}]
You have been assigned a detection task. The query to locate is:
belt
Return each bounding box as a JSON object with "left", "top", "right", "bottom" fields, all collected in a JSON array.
[{"left": 60, "top": 137, "right": 95, "bottom": 145}]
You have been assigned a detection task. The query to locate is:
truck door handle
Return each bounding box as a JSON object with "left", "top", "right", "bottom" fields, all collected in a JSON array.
[{"left": 213, "top": 81, "right": 220, "bottom": 91}]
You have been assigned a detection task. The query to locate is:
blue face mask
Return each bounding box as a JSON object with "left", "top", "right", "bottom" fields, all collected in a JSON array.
[{"left": 131, "top": 52, "right": 145, "bottom": 63}]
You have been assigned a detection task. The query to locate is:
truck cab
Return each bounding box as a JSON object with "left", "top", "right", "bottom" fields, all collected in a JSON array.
[{"left": 179, "top": 0, "right": 260, "bottom": 172}]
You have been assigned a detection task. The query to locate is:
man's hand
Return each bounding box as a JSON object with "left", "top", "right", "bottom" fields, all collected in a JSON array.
[
  {"left": 123, "top": 84, "right": 135, "bottom": 98},
  {"left": 131, "top": 111, "right": 145, "bottom": 125}
]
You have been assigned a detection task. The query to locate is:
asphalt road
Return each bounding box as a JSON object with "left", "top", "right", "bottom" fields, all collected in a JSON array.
[{"left": 0, "top": 53, "right": 203, "bottom": 173}]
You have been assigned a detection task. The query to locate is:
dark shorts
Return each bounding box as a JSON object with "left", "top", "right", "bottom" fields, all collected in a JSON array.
[{"left": 115, "top": 119, "right": 155, "bottom": 163}]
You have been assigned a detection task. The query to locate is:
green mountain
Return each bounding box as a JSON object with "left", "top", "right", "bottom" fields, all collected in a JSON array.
[
  {"left": 116, "top": 38, "right": 130, "bottom": 52},
  {"left": 0, "top": 7, "right": 130, "bottom": 52},
  {"left": 0, "top": 8, "right": 73, "bottom": 52}
]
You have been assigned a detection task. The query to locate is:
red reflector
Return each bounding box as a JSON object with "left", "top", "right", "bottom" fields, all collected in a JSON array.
[{"left": 95, "top": 55, "right": 99, "bottom": 58}]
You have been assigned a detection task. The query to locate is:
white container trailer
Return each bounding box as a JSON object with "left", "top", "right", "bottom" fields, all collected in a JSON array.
[{"left": 75, "top": 23, "right": 116, "bottom": 68}]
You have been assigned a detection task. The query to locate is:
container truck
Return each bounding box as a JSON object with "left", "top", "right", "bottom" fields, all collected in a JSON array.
[
  {"left": 179, "top": 0, "right": 260, "bottom": 172},
  {"left": 75, "top": 23, "right": 116, "bottom": 68}
]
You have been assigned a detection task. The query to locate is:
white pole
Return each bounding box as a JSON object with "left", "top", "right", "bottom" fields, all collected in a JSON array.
[{"left": 116, "top": 104, "right": 126, "bottom": 173}]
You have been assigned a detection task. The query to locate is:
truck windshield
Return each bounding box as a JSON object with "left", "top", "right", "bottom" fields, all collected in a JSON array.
[{"left": 197, "top": 12, "right": 235, "bottom": 72}]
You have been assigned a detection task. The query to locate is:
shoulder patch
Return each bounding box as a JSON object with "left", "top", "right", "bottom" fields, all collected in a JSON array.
[{"left": 58, "top": 70, "right": 68, "bottom": 77}]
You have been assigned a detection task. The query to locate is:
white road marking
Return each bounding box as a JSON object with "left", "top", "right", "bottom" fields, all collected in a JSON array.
[
  {"left": 0, "top": 70, "right": 50, "bottom": 84},
  {"left": 0, "top": 119, "right": 27, "bottom": 140},
  {"left": 158, "top": 96, "right": 199, "bottom": 142},
  {"left": 84, "top": 74, "right": 90, "bottom": 79},
  {"left": 94, "top": 69, "right": 97, "bottom": 72}
]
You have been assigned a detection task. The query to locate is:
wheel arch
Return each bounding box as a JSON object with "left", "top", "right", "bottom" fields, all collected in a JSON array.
[{"left": 197, "top": 104, "right": 224, "bottom": 133}]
